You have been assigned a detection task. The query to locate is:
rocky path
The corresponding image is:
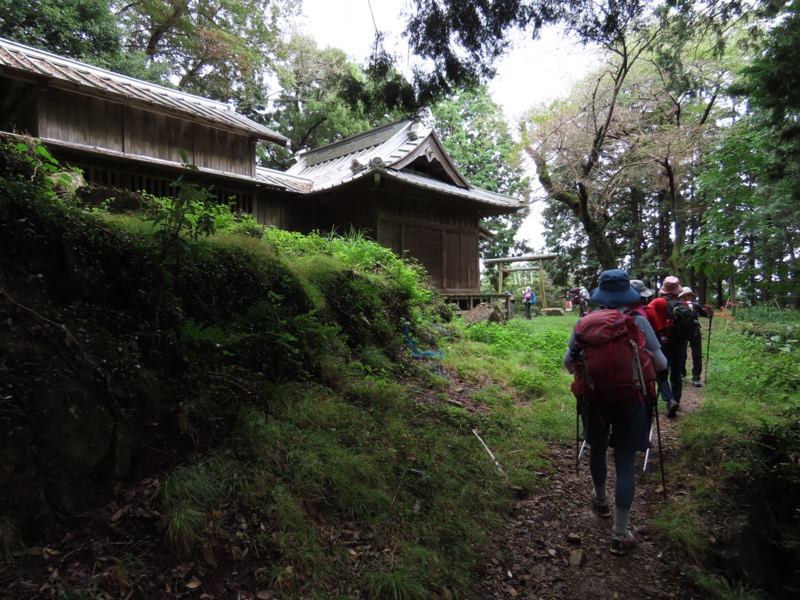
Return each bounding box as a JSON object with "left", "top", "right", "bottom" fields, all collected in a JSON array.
[{"left": 480, "top": 380, "right": 706, "bottom": 599}]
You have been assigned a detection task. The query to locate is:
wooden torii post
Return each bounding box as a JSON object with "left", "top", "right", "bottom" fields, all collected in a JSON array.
[{"left": 484, "top": 254, "right": 558, "bottom": 309}]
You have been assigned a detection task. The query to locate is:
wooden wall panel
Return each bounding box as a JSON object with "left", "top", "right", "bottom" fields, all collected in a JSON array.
[
  {"left": 443, "top": 231, "right": 462, "bottom": 290},
  {"left": 31, "top": 88, "right": 252, "bottom": 176},
  {"left": 405, "top": 225, "right": 443, "bottom": 289},
  {"left": 253, "top": 197, "right": 286, "bottom": 228},
  {"left": 41, "top": 89, "right": 117, "bottom": 148},
  {"left": 107, "top": 100, "right": 124, "bottom": 151},
  {"left": 381, "top": 190, "right": 477, "bottom": 230},
  {"left": 461, "top": 232, "right": 478, "bottom": 291},
  {"left": 37, "top": 91, "right": 58, "bottom": 139},
  {"left": 377, "top": 219, "right": 402, "bottom": 255}
]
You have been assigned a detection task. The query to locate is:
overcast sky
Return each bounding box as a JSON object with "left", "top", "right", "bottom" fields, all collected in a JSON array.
[
  {"left": 298, "top": 0, "right": 599, "bottom": 249},
  {"left": 298, "top": 0, "right": 597, "bottom": 117}
]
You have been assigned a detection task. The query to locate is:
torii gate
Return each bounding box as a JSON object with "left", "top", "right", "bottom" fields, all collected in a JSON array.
[{"left": 484, "top": 254, "right": 558, "bottom": 309}]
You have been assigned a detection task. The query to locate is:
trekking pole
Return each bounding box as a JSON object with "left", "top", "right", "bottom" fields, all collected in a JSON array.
[
  {"left": 635, "top": 357, "right": 655, "bottom": 473},
  {"left": 653, "top": 398, "right": 667, "bottom": 496},
  {"left": 575, "top": 394, "right": 589, "bottom": 475},
  {"left": 643, "top": 425, "right": 654, "bottom": 471},
  {"left": 575, "top": 412, "right": 581, "bottom": 475},
  {"left": 704, "top": 312, "right": 713, "bottom": 384}
]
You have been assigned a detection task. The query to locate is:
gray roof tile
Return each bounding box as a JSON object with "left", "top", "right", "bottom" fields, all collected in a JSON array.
[{"left": 0, "top": 37, "right": 287, "bottom": 145}]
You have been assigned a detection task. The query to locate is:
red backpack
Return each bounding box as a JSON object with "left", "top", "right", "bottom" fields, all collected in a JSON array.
[{"left": 570, "top": 309, "right": 657, "bottom": 405}]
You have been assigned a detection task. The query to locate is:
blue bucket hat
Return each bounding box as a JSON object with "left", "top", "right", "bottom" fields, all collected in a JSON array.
[{"left": 590, "top": 269, "right": 641, "bottom": 307}]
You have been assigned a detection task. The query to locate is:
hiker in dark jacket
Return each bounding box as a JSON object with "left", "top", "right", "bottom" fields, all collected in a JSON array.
[
  {"left": 645, "top": 276, "right": 685, "bottom": 418},
  {"left": 563, "top": 269, "right": 667, "bottom": 556},
  {"left": 678, "top": 286, "right": 713, "bottom": 387}
]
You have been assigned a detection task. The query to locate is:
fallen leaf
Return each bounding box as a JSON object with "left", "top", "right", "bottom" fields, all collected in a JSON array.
[
  {"left": 185, "top": 577, "right": 202, "bottom": 590},
  {"left": 110, "top": 506, "right": 129, "bottom": 523}
]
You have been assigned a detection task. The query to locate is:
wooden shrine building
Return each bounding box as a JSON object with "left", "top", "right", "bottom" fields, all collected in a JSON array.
[{"left": 0, "top": 37, "right": 525, "bottom": 295}]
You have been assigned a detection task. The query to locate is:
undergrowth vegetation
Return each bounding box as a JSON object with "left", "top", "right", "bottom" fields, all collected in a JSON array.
[
  {"left": 653, "top": 309, "right": 800, "bottom": 600},
  {"left": 0, "top": 140, "right": 572, "bottom": 598},
  {"left": 2, "top": 140, "right": 798, "bottom": 599}
]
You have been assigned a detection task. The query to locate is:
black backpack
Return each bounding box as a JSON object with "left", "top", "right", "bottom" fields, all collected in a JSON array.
[{"left": 666, "top": 299, "right": 699, "bottom": 342}]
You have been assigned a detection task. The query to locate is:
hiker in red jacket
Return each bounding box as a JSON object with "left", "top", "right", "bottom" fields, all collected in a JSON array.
[
  {"left": 645, "top": 276, "right": 685, "bottom": 418},
  {"left": 564, "top": 269, "right": 667, "bottom": 556}
]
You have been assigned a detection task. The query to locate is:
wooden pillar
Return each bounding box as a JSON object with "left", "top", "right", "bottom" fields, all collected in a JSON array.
[{"left": 538, "top": 259, "right": 547, "bottom": 308}]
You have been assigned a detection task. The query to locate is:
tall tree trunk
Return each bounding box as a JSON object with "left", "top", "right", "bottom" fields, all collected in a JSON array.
[
  {"left": 661, "top": 158, "right": 688, "bottom": 280},
  {"left": 629, "top": 186, "right": 645, "bottom": 274},
  {"left": 524, "top": 145, "right": 617, "bottom": 269},
  {"left": 715, "top": 277, "right": 725, "bottom": 309}
]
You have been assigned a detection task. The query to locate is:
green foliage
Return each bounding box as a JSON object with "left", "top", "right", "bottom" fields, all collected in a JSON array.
[
  {"left": 164, "top": 505, "right": 206, "bottom": 556},
  {"left": 263, "top": 227, "right": 431, "bottom": 305},
  {"left": 439, "top": 317, "right": 575, "bottom": 490},
  {"left": 9, "top": 140, "right": 80, "bottom": 194},
  {"left": 693, "top": 115, "right": 800, "bottom": 306},
  {"left": 736, "top": 306, "right": 800, "bottom": 326},
  {"left": 0, "top": 0, "right": 121, "bottom": 60},
  {"left": 655, "top": 309, "right": 800, "bottom": 597},
  {"left": 148, "top": 157, "right": 220, "bottom": 262},
  {"left": 262, "top": 34, "right": 407, "bottom": 168},
  {"left": 113, "top": 0, "right": 298, "bottom": 103},
  {"left": 159, "top": 459, "right": 226, "bottom": 555},
  {"left": 14, "top": 140, "right": 797, "bottom": 598}
]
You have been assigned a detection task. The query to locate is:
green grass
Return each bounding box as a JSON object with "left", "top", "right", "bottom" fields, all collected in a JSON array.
[
  {"left": 651, "top": 309, "right": 800, "bottom": 597},
  {"left": 13, "top": 163, "right": 800, "bottom": 598},
  {"left": 362, "top": 569, "right": 428, "bottom": 600},
  {"left": 439, "top": 316, "right": 578, "bottom": 490},
  {"left": 691, "top": 571, "right": 769, "bottom": 600}
]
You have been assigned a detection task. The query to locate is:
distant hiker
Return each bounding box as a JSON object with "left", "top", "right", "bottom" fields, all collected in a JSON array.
[
  {"left": 564, "top": 269, "right": 667, "bottom": 556},
  {"left": 645, "top": 276, "right": 688, "bottom": 418},
  {"left": 628, "top": 279, "right": 653, "bottom": 318},
  {"left": 571, "top": 284, "right": 591, "bottom": 317},
  {"left": 523, "top": 286, "right": 536, "bottom": 319},
  {"left": 678, "top": 287, "right": 713, "bottom": 387}
]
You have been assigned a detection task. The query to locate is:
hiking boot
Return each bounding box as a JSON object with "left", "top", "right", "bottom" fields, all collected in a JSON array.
[
  {"left": 592, "top": 492, "right": 611, "bottom": 518},
  {"left": 667, "top": 399, "right": 679, "bottom": 418},
  {"left": 692, "top": 379, "right": 702, "bottom": 387},
  {"left": 610, "top": 531, "right": 636, "bottom": 555}
]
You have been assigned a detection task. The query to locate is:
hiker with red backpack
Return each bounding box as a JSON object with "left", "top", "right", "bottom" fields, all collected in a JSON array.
[
  {"left": 645, "top": 276, "right": 694, "bottom": 418},
  {"left": 570, "top": 284, "right": 591, "bottom": 317},
  {"left": 564, "top": 270, "right": 667, "bottom": 556}
]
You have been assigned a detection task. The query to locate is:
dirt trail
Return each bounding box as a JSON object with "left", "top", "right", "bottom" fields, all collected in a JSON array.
[{"left": 480, "top": 375, "right": 707, "bottom": 599}]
